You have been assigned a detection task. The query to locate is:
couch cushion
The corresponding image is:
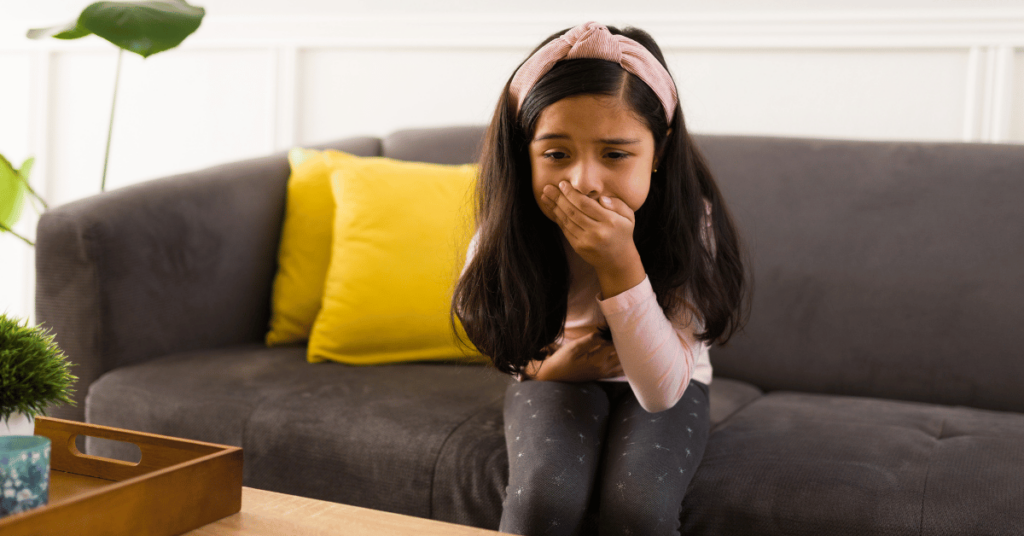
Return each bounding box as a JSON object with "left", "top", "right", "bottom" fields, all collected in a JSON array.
[
  {"left": 681, "top": 392, "right": 1024, "bottom": 535},
  {"left": 708, "top": 376, "right": 762, "bottom": 431},
  {"left": 431, "top": 394, "right": 507, "bottom": 528},
  {"left": 86, "top": 346, "right": 762, "bottom": 527},
  {"left": 85, "top": 345, "right": 316, "bottom": 457},
  {"left": 239, "top": 360, "right": 512, "bottom": 518},
  {"left": 86, "top": 345, "right": 511, "bottom": 518}
]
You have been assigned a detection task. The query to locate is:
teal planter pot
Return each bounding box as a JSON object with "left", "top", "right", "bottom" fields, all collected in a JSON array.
[{"left": 0, "top": 436, "right": 51, "bottom": 518}]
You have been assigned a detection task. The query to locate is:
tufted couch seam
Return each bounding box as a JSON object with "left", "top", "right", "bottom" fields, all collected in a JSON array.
[
  {"left": 428, "top": 393, "right": 506, "bottom": 520},
  {"left": 917, "top": 418, "right": 946, "bottom": 536},
  {"left": 709, "top": 390, "right": 765, "bottom": 434}
]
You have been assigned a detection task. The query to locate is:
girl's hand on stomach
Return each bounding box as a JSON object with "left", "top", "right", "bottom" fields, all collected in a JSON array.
[
  {"left": 540, "top": 181, "right": 647, "bottom": 298},
  {"left": 525, "top": 332, "right": 623, "bottom": 382}
]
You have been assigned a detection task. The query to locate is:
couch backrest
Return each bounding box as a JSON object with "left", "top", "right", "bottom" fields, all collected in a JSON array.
[
  {"left": 698, "top": 135, "right": 1024, "bottom": 413},
  {"left": 332, "top": 126, "right": 1024, "bottom": 413}
]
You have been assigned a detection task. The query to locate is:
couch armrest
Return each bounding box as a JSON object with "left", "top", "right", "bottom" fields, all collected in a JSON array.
[
  {"left": 35, "top": 153, "right": 289, "bottom": 421},
  {"left": 35, "top": 137, "right": 382, "bottom": 422}
]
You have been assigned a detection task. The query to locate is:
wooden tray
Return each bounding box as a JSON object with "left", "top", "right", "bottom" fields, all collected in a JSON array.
[{"left": 0, "top": 417, "right": 243, "bottom": 536}]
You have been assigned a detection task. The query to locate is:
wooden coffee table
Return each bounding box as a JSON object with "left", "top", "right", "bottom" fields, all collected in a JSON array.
[
  {"left": 185, "top": 487, "right": 505, "bottom": 535},
  {"left": 3, "top": 418, "right": 495, "bottom": 536}
]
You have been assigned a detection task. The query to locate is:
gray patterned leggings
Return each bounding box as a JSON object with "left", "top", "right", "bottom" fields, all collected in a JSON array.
[{"left": 499, "top": 379, "right": 710, "bottom": 536}]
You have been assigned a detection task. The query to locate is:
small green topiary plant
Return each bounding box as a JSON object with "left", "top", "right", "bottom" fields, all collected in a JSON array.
[{"left": 0, "top": 313, "right": 77, "bottom": 426}]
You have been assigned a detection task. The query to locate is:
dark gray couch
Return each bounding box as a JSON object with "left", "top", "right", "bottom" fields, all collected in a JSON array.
[{"left": 36, "top": 126, "right": 1024, "bottom": 535}]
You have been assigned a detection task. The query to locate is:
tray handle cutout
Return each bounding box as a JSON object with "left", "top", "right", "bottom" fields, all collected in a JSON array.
[
  {"left": 69, "top": 434, "right": 143, "bottom": 465},
  {"left": 35, "top": 417, "right": 227, "bottom": 482}
]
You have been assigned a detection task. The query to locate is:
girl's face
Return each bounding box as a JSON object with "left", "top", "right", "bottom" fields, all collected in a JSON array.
[{"left": 529, "top": 94, "right": 657, "bottom": 222}]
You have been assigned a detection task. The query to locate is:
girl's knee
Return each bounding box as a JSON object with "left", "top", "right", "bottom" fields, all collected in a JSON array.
[
  {"left": 599, "top": 484, "right": 683, "bottom": 536},
  {"left": 502, "top": 465, "right": 593, "bottom": 536},
  {"left": 503, "top": 474, "right": 589, "bottom": 516},
  {"left": 509, "top": 456, "right": 592, "bottom": 497}
]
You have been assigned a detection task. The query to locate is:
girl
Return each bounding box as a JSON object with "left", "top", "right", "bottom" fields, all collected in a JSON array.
[{"left": 453, "top": 22, "right": 747, "bottom": 536}]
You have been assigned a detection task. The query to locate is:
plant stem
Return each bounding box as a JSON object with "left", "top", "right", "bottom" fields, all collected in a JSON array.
[
  {"left": 101, "top": 48, "right": 123, "bottom": 193},
  {"left": 18, "top": 176, "right": 49, "bottom": 212},
  {"left": 0, "top": 222, "right": 35, "bottom": 247}
]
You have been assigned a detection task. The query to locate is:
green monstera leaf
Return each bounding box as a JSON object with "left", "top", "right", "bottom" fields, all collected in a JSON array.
[
  {"left": 25, "top": 1, "right": 204, "bottom": 194},
  {"left": 27, "top": 0, "right": 205, "bottom": 58},
  {"left": 0, "top": 156, "right": 36, "bottom": 246},
  {"left": 0, "top": 155, "right": 28, "bottom": 230}
]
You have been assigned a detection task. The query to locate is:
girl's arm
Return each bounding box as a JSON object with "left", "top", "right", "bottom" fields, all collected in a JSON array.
[
  {"left": 600, "top": 200, "right": 714, "bottom": 412},
  {"left": 599, "top": 278, "right": 705, "bottom": 412},
  {"left": 542, "top": 182, "right": 714, "bottom": 411}
]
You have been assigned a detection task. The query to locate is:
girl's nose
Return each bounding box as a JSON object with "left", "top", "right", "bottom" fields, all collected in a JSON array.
[{"left": 569, "top": 159, "right": 602, "bottom": 199}]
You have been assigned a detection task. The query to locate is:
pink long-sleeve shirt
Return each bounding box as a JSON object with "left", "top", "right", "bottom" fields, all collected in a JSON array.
[
  {"left": 563, "top": 245, "right": 712, "bottom": 413},
  {"left": 462, "top": 201, "right": 714, "bottom": 413}
]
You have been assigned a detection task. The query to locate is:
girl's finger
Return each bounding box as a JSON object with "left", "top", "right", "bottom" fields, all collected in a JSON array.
[
  {"left": 542, "top": 185, "right": 577, "bottom": 221},
  {"left": 597, "top": 195, "right": 636, "bottom": 224},
  {"left": 606, "top": 352, "right": 623, "bottom": 374},
  {"left": 572, "top": 337, "right": 602, "bottom": 362},
  {"left": 540, "top": 190, "right": 563, "bottom": 217},
  {"left": 556, "top": 181, "right": 607, "bottom": 223},
  {"left": 550, "top": 201, "right": 586, "bottom": 239},
  {"left": 551, "top": 191, "right": 594, "bottom": 231},
  {"left": 564, "top": 331, "right": 599, "bottom": 351},
  {"left": 540, "top": 193, "right": 566, "bottom": 226}
]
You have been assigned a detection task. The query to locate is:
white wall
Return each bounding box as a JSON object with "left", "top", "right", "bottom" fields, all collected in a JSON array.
[{"left": 2, "top": 1, "right": 1024, "bottom": 322}]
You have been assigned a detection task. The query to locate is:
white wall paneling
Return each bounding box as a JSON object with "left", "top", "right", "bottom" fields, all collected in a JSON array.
[
  {"left": 48, "top": 51, "right": 120, "bottom": 207},
  {"left": 48, "top": 48, "right": 276, "bottom": 201},
  {"left": 989, "top": 46, "right": 1016, "bottom": 143},
  {"left": 273, "top": 46, "right": 300, "bottom": 151},
  {"left": 1, "top": 8, "right": 1023, "bottom": 320},
  {"left": 0, "top": 54, "right": 33, "bottom": 165},
  {"left": 967, "top": 45, "right": 1018, "bottom": 143},
  {"left": 296, "top": 47, "right": 525, "bottom": 146},
  {"left": 1013, "top": 50, "right": 1024, "bottom": 141},
  {"left": 0, "top": 52, "right": 39, "bottom": 323},
  {"left": 670, "top": 48, "right": 971, "bottom": 141}
]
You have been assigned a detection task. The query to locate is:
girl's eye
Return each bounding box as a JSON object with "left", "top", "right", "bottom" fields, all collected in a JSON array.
[
  {"left": 606, "top": 152, "right": 629, "bottom": 160},
  {"left": 543, "top": 151, "right": 568, "bottom": 160}
]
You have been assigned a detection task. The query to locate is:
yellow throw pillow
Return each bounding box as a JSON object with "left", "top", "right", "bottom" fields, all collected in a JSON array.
[
  {"left": 265, "top": 148, "right": 358, "bottom": 346},
  {"left": 307, "top": 157, "right": 483, "bottom": 365}
]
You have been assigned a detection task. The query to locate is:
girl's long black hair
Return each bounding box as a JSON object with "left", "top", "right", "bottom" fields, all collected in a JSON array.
[{"left": 453, "top": 25, "right": 749, "bottom": 377}]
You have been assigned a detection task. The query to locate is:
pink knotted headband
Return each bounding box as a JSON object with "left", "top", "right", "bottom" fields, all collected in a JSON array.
[{"left": 509, "top": 22, "right": 679, "bottom": 123}]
